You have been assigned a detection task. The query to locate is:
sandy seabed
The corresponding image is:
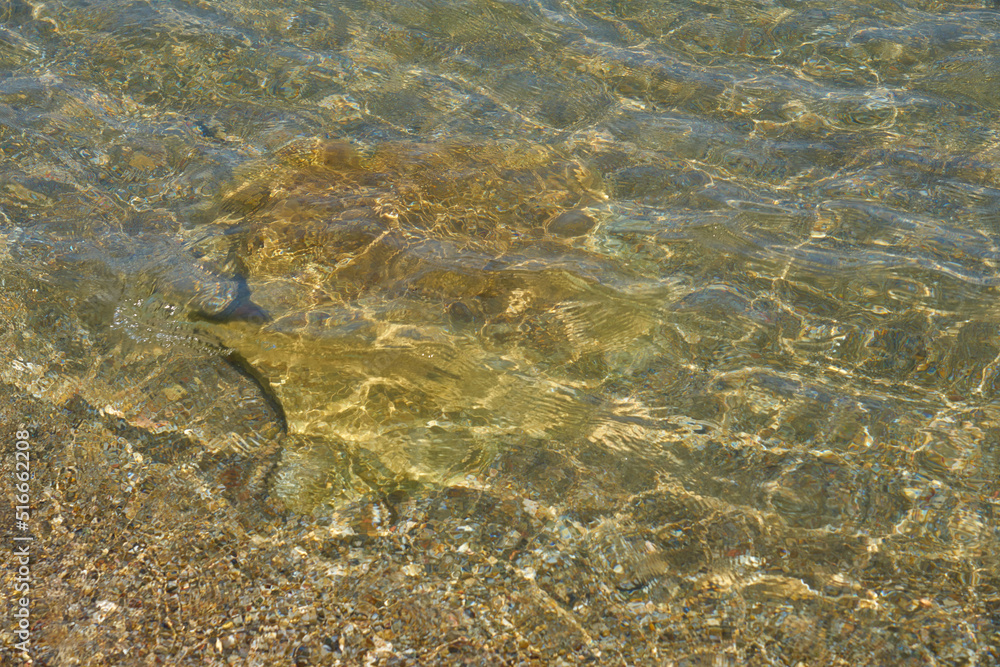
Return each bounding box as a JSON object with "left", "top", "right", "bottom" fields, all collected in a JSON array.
[{"left": 1, "top": 377, "right": 998, "bottom": 666}]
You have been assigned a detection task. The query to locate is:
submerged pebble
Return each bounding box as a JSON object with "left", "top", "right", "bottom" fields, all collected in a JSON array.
[{"left": 546, "top": 210, "right": 596, "bottom": 238}]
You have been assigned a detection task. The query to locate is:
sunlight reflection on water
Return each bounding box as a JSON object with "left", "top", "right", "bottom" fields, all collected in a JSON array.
[{"left": 3, "top": 0, "right": 1000, "bottom": 662}]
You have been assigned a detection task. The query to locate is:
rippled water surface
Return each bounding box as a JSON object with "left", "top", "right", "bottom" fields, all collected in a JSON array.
[{"left": 4, "top": 0, "right": 1000, "bottom": 662}]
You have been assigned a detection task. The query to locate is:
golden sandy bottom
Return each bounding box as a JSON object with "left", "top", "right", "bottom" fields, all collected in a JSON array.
[{"left": 2, "top": 379, "right": 995, "bottom": 666}]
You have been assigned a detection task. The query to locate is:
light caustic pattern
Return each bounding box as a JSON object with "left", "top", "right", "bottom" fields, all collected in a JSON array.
[{"left": 2, "top": 0, "right": 1000, "bottom": 662}]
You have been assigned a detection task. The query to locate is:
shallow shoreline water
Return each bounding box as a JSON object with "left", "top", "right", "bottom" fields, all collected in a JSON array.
[{"left": 3, "top": 0, "right": 1000, "bottom": 663}]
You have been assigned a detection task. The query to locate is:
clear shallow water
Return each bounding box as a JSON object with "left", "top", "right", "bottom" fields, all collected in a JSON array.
[{"left": 4, "top": 0, "right": 1000, "bottom": 662}]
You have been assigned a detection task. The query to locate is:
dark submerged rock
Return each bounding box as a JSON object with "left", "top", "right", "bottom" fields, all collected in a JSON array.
[{"left": 546, "top": 210, "right": 596, "bottom": 238}]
